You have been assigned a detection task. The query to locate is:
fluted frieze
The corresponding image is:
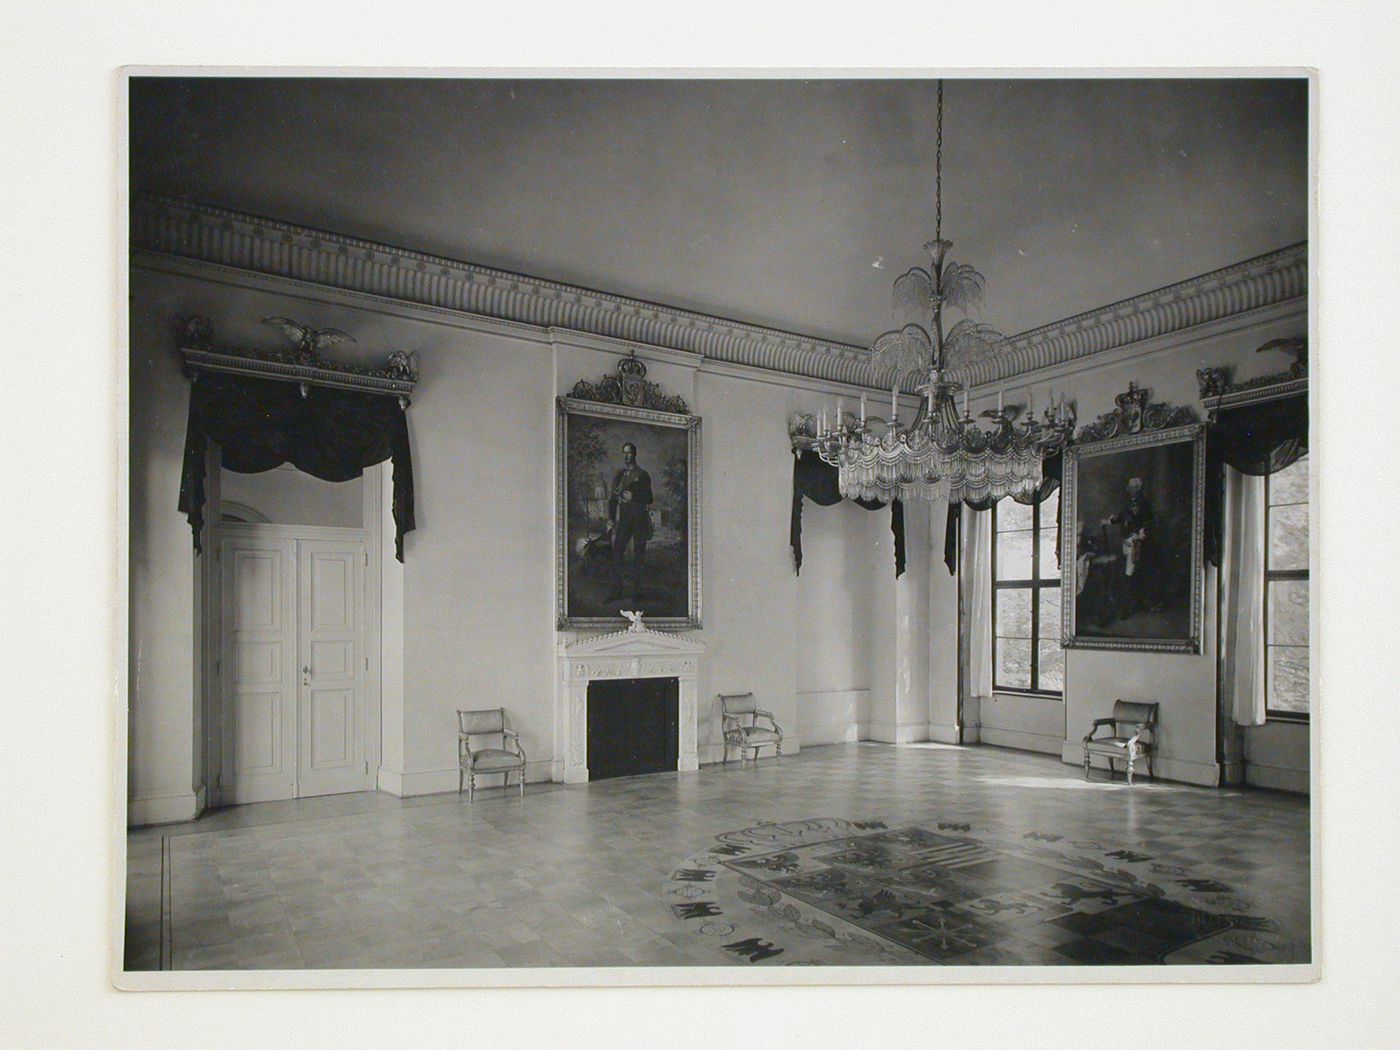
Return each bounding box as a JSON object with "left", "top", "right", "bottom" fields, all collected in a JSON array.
[
  {"left": 132, "top": 194, "right": 1305, "bottom": 389},
  {"left": 960, "top": 244, "right": 1307, "bottom": 387}
]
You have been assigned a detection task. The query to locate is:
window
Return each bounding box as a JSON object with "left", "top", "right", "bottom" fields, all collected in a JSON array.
[
  {"left": 1265, "top": 455, "right": 1309, "bottom": 719},
  {"left": 991, "top": 491, "right": 1063, "bottom": 695}
]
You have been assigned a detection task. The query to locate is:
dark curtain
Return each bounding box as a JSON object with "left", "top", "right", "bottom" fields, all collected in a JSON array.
[
  {"left": 178, "top": 373, "right": 417, "bottom": 560},
  {"left": 790, "top": 451, "right": 906, "bottom": 578},
  {"left": 1204, "top": 393, "right": 1308, "bottom": 565},
  {"left": 941, "top": 452, "right": 1063, "bottom": 575}
]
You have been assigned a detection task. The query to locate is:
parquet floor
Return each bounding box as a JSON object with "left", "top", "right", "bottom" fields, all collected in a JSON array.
[{"left": 123, "top": 742, "right": 1309, "bottom": 972}]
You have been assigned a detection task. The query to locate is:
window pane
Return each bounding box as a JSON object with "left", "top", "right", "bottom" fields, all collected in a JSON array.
[
  {"left": 1268, "top": 504, "right": 1309, "bottom": 571},
  {"left": 1038, "top": 640, "right": 1065, "bottom": 693},
  {"left": 1038, "top": 529, "right": 1061, "bottom": 579},
  {"left": 1268, "top": 644, "right": 1309, "bottom": 714},
  {"left": 996, "top": 588, "right": 1032, "bottom": 638},
  {"left": 996, "top": 529, "right": 1033, "bottom": 579},
  {"left": 1268, "top": 579, "right": 1309, "bottom": 646},
  {"left": 996, "top": 638, "right": 1032, "bottom": 690},
  {"left": 1269, "top": 456, "right": 1308, "bottom": 506},
  {"left": 997, "top": 500, "right": 1032, "bottom": 533},
  {"left": 1038, "top": 587, "right": 1063, "bottom": 642}
]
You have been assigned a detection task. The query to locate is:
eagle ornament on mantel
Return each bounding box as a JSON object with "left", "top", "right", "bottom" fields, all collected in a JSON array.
[{"left": 261, "top": 316, "right": 357, "bottom": 362}]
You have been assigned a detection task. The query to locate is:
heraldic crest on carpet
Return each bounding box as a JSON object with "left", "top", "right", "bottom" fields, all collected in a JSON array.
[{"left": 664, "top": 818, "right": 1302, "bottom": 966}]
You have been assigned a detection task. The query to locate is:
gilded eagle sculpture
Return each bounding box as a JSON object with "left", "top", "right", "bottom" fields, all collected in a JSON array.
[{"left": 261, "top": 316, "right": 357, "bottom": 361}]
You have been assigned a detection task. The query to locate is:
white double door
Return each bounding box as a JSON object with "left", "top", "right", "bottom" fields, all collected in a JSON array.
[{"left": 219, "top": 526, "right": 374, "bottom": 803}]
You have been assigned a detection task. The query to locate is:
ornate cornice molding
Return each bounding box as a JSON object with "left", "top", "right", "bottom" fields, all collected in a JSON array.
[
  {"left": 131, "top": 194, "right": 873, "bottom": 386},
  {"left": 962, "top": 244, "right": 1307, "bottom": 387},
  {"left": 131, "top": 194, "right": 1306, "bottom": 389}
]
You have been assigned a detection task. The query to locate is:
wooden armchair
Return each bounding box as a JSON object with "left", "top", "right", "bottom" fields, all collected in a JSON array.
[
  {"left": 1082, "top": 700, "right": 1157, "bottom": 785},
  {"left": 457, "top": 708, "right": 526, "bottom": 802},
  {"left": 719, "top": 693, "right": 784, "bottom": 765}
]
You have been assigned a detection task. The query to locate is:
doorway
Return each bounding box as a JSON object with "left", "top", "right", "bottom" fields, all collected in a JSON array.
[{"left": 214, "top": 524, "right": 376, "bottom": 803}]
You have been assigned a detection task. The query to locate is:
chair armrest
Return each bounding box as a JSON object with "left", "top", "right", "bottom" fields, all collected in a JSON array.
[
  {"left": 1082, "top": 718, "right": 1116, "bottom": 745},
  {"left": 754, "top": 710, "right": 784, "bottom": 734},
  {"left": 458, "top": 734, "right": 475, "bottom": 760},
  {"left": 1123, "top": 723, "right": 1151, "bottom": 747}
]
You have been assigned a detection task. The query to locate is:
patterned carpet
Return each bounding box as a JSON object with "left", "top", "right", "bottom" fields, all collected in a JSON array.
[{"left": 666, "top": 817, "right": 1301, "bottom": 966}]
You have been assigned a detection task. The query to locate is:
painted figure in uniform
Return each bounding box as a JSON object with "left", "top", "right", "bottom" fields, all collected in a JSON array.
[
  {"left": 605, "top": 441, "right": 653, "bottom": 603},
  {"left": 1101, "top": 476, "right": 1157, "bottom": 619}
]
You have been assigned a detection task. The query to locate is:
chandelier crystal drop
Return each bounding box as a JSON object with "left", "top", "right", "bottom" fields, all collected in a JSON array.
[{"left": 813, "top": 80, "right": 1070, "bottom": 503}]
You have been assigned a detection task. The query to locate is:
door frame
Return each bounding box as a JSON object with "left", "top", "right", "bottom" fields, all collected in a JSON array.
[{"left": 205, "top": 520, "right": 382, "bottom": 806}]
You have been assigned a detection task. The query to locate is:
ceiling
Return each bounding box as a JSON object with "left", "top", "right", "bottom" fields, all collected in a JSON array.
[{"left": 129, "top": 76, "right": 1308, "bottom": 347}]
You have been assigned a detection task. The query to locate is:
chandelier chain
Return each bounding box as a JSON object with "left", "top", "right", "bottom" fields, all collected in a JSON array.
[{"left": 935, "top": 79, "right": 943, "bottom": 243}]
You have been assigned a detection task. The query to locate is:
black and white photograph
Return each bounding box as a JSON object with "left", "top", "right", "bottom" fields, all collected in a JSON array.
[
  {"left": 16, "top": 1, "right": 1400, "bottom": 1035},
  {"left": 115, "top": 72, "right": 1319, "bottom": 983}
]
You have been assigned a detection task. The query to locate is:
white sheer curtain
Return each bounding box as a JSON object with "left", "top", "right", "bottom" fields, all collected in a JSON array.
[
  {"left": 1222, "top": 466, "right": 1267, "bottom": 726},
  {"left": 963, "top": 504, "right": 994, "bottom": 699}
]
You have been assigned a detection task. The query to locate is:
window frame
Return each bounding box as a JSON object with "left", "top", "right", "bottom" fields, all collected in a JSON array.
[
  {"left": 990, "top": 492, "right": 1063, "bottom": 699},
  {"left": 1263, "top": 456, "right": 1309, "bottom": 723}
]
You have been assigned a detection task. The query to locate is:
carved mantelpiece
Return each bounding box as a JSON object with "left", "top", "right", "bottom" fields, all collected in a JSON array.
[{"left": 556, "top": 626, "right": 706, "bottom": 784}]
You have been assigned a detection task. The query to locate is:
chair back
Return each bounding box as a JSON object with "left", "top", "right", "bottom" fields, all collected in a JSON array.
[
  {"left": 458, "top": 708, "right": 506, "bottom": 736},
  {"left": 1112, "top": 700, "right": 1158, "bottom": 730},
  {"left": 719, "top": 692, "right": 756, "bottom": 716}
]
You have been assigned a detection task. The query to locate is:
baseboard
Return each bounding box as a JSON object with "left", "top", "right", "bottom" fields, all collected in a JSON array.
[
  {"left": 1245, "top": 762, "right": 1309, "bottom": 794},
  {"left": 979, "top": 725, "right": 1064, "bottom": 756},
  {"left": 379, "top": 760, "right": 557, "bottom": 797},
  {"left": 127, "top": 789, "right": 202, "bottom": 827},
  {"left": 797, "top": 720, "right": 861, "bottom": 747},
  {"left": 927, "top": 722, "right": 969, "bottom": 745},
  {"left": 1058, "top": 741, "right": 1222, "bottom": 787},
  {"left": 866, "top": 720, "right": 928, "bottom": 744}
]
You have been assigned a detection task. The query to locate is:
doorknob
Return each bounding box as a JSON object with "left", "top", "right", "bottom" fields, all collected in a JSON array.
[{"left": 302, "top": 664, "right": 311, "bottom": 685}]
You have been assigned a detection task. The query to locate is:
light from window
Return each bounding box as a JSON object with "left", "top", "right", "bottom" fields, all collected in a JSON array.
[
  {"left": 1265, "top": 455, "right": 1309, "bottom": 719},
  {"left": 992, "top": 491, "right": 1063, "bottom": 696}
]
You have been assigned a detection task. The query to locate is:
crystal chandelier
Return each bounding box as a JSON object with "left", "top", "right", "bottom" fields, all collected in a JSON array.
[{"left": 814, "top": 80, "right": 1070, "bottom": 503}]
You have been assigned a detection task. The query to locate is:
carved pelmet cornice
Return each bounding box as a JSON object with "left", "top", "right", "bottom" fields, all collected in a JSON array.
[{"left": 131, "top": 195, "right": 1306, "bottom": 389}]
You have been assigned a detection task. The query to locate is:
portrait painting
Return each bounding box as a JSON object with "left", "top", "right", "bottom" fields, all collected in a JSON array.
[
  {"left": 1061, "top": 423, "right": 1206, "bottom": 652},
  {"left": 556, "top": 397, "right": 702, "bottom": 628}
]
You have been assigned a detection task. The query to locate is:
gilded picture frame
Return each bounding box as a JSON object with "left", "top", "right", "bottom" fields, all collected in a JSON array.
[
  {"left": 556, "top": 396, "right": 702, "bottom": 630},
  {"left": 1060, "top": 421, "right": 1206, "bottom": 653}
]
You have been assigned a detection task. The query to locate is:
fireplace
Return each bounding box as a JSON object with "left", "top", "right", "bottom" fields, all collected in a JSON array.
[
  {"left": 555, "top": 624, "right": 705, "bottom": 783},
  {"left": 587, "top": 677, "right": 679, "bottom": 780}
]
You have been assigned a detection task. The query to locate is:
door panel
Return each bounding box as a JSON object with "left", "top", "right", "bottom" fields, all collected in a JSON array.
[
  {"left": 297, "top": 540, "right": 368, "bottom": 797},
  {"left": 221, "top": 537, "right": 297, "bottom": 803},
  {"left": 218, "top": 527, "right": 372, "bottom": 804}
]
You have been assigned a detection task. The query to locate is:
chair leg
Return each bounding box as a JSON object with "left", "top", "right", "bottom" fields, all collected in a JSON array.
[
  {"left": 459, "top": 768, "right": 464, "bottom": 794},
  {"left": 1127, "top": 755, "right": 1135, "bottom": 786},
  {"left": 1083, "top": 752, "right": 1091, "bottom": 780},
  {"left": 518, "top": 768, "right": 524, "bottom": 798},
  {"left": 468, "top": 771, "right": 474, "bottom": 804}
]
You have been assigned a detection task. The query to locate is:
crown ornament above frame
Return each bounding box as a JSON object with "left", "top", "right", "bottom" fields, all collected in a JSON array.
[
  {"left": 569, "top": 351, "right": 690, "bottom": 414},
  {"left": 176, "top": 315, "right": 419, "bottom": 406},
  {"left": 1073, "top": 382, "right": 1200, "bottom": 444}
]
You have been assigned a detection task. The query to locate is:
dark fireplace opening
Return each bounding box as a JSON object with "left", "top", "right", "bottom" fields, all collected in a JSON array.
[{"left": 587, "top": 677, "right": 679, "bottom": 781}]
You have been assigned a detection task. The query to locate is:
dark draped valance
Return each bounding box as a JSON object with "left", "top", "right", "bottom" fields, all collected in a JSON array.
[
  {"left": 1204, "top": 392, "right": 1308, "bottom": 565},
  {"left": 178, "top": 373, "right": 416, "bottom": 560},
  {"left": 941, "top": 453, "right": 1063, "bottom": 575},
  {"left": 790, "top": 451, "right": 906, "bottom": 578}
]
